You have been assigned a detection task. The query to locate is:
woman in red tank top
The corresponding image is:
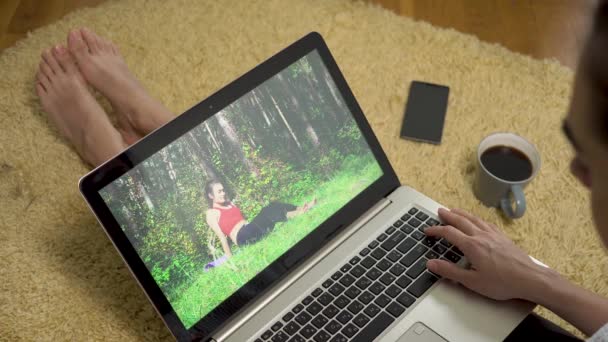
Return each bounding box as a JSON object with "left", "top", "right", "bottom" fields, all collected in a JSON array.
[{"left": 204, "top": 180, "right": 316, "bottom": 258}]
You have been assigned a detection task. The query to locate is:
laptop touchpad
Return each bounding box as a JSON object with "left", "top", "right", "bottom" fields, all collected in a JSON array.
[{"left": 398, "top": 322, "right": 450, "bottom": 342}]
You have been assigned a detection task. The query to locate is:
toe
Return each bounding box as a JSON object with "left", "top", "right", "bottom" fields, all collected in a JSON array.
[
  {"left": 35, "top": 82, "right": 46, "bottom": 97},
  {"left": 53, "top": 45, "right": 79, "bottom": 75},
  {"left": 42, "top": 48, "right": 61, "bottom": 74},
  {"left": 68, "top": 29, "right": 90, "bottom": 60},
  {"left": 80, "top": 27, "right": 100, "bottom": 53},
  {"left": 39, "top": 58, "right": 55, "bottom": 82},
  {"left": 36, "top": 71, "right": 50, "bottom": 92}
]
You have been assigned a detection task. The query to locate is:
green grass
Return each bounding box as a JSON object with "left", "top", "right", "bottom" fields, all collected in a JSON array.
[{"left": 171, "top": 155, "right": 382, "bottom": 328}]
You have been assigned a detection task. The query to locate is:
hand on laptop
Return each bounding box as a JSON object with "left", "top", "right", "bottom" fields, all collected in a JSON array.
[{"left": 424, "top": 208, "right": 545, "bottom": 301}]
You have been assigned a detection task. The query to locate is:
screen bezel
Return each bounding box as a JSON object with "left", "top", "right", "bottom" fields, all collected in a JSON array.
[{"left": 79, "top": 32, "right": 400, "bottom": 341}]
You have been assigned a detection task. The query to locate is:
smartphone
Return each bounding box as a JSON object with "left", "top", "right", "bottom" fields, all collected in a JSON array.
[{"left": 400, "top": 81, "right": 450, "bottom": 144}]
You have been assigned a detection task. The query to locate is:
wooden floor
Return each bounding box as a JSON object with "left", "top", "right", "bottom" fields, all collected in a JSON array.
[{"left": 0, "top": 0, "right": 596, "bottom": 69}]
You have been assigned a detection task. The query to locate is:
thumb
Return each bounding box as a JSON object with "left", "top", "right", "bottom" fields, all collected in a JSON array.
[{"left": 426, "top": 259, "right": 473, "bottom": 284}]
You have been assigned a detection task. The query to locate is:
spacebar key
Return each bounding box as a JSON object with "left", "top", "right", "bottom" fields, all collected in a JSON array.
[{"left": 351, "top": 311, "right": 395, "bottom": 342}]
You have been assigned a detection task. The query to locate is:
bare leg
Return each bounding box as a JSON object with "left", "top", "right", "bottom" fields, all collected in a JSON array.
[
  {"left": 67, "top": 28, "right": 174, "bottom": 143},
  {"left": 36, "top": 45, "right": 126, "bottom": 167},
  {"left": 285, "top": 198, "right": 317, "bottom": 219}
]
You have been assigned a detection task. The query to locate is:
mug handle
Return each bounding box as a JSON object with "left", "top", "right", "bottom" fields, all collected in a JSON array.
[{"left": 500, "top": 184, "right": 526, "bottom": 219}]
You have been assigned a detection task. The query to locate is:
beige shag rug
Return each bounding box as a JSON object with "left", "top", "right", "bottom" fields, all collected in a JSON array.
[{"left": 1, "top": 0, "right": 604, "bottom": 340}]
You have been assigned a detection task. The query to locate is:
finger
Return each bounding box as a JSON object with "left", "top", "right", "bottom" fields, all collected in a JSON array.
[
  {"left": 427, "top": 259, "right": 474, "bottom": 284},
  {"left": 424, "top": 225, "right": 470, "bottom": 251},
  {"left": 451, "top": 208, "right": 494, "bottom": 232},
  {"left": 438, "top": 208, "right": 477, "bottom": 236}
]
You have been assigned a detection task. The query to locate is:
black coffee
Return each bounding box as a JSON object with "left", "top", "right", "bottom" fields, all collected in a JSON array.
[{"left": 480, "top": 145, "right": 533, "bottom": 182}]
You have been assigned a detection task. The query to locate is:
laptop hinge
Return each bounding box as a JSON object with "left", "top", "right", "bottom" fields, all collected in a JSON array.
[{"left": 212, "top": 197, "right": 393, "bottom": 341}]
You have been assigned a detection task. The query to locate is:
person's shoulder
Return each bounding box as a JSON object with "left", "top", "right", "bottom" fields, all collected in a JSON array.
[{"left": 206, "top": 208, "right": 220, "bottom": 217}]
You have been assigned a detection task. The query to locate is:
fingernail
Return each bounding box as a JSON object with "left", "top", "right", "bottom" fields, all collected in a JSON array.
[{"left": 426, "top": 260, "right": 436, "bottom": 270}]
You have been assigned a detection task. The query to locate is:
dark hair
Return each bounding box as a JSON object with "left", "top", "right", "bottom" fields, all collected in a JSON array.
[
  {"left": 588, "top": 0, "right": 608, "bottom": 143},
  {"left": 204, "top": 180, "right": 224, "bottom": 208}
]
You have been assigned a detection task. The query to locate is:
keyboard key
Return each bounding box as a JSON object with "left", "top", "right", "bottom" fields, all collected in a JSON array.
[
  {"left": 312, "top": 288, "right": 323, "bottom": 297},
  {"left": 374, "top": 294, "right": 391, "bottom": 308},
  {"left": 292, "top": 304, "right": 304, "bottom": 314},
  {"left": 406, "top": 258, "right": 429, "bottom": 279},
  {"left": 331, "top": 271, "right": 342, "bottom": 281},
  {"left": 422, "top": 236, "right": 438, "bottom": 247},
  {"left": 350, "top": 265, "right": 366, "bottom": 278},
  {"left": 400, "top": 245, "right": 428, "bottom": 267},
  {"left": 272, "top": 331, "right": 289, "bottom": 342},
  {"left": 318, "top": 293, "right": 334, "bottom": 306},
  {"left": 452, "top": 246, "right": 464, "bottom": 256},
  {"left": 289, "top": 335, "right": 306, "bottom": 342},
  {"left": 408, "top": 218, "right": 422, "bottom": 227},
  {"left": 445, "top": 251, "right": 461, "bottom": 263},
  {"left": 415, "top": 212, "right": 429, "bottom": 221},
  {"left": 396, "top": 275, "right": 412, "bottom": 289},
  {"left": 271, "top": 321, "right": 284, "bottom": 331},
  {"left": 371, "top": 248, "right": 387, "bottom": 260},
  {"left": 379, "top": 273, "right": 396, "bottom": 286},
  {"left": 313, "top": 330, "right": 331, "bottom": 342},
  {"left": 426, "top": 218, "right": 440, "bottom": 226},
  {"left": 322, "top": 279, "right": 334, "bottom": 288},
  {"left": 385, "top": 226, "right": 396, "bottom": 235},
  {"left": 432, "top": 244, "right": 447, "bottom": 255},
  {"left": 311, "top": 315, "right": 329, "bottom": 329},
  {"left": 407, "top": 272, "right": 439, "bottom": 297},
  {"left": 336, "top": 311, "right": 353, "bottom": 324},
  {"left": 369, "top": 281, "right": 385, "bottom": 295},
  {"left": 377, "top": 233, "right": 388, "bottom": 242},
  {"left": 358, "top": 291, "right": 375, "bottom": 304},
  {"left": 341, "top": 323, "right": 359, "bottom": 338},
  {"left": 350, "top": 312, "right": 395, "bottom": 342},
  {"left": 353, "top": 313, "right": 370, "bottom": 328},
  {"left": 325, "top": 320, "right": 342, "bottom": 334},
  {"left": 345, "top": 286, "right": 361, "bottom": 299},
  {"left": 316, "top": 331, "right": 334, "bottom": 342},
  {"left": 359, "top": 248, "right": 370, "bottom": 257},
  {"left": 360, "top": 256, "right": 376, "bottom": 269},
  {"left": 425, "top": 250, "right": 440, "bottom": 259},
  {"left": 376, "top": 259, "right": 392, "bottom": 271},
  {"left": 347, "top": 300, "right": 365, "bottom": 315},
  {"left": 295, "top": 312, "right": 312, "bottom": 325},
  {"left": 440, "top": 239, "right": 452, "bottom": 248},
  {"left": 302, "top": 296, "right": 313, "bottom": 306},
  {"left": 330, "top": 333, "right": 347, "bottom": 342},
  {"left": 284, "top": 321, "right": 300, "bottom": 335},
  {"left": 261, "top": 330, "right": 273, "bottom": 340},
  {"left": 393, "top": 219, "right": 404, "bottom": 228},
  {"left": 339, "top": 274, "right": 355, "bottom": 287},
  {"left": 385, "top": 284, "right": 402, "bottom": 298},
  {"left": 322, "top": 304, "right": 339, "bottom": 319},
  {"left": 355, "top": 277, "right": 372, "bottom": 290},
  {"left": 389, "top": 263, "right": 406, "bottom": 276},
  {"left": 368, "top": 240, "right": 379, "bottom": 249},
  {"left": 381, "top": 231, "right": 406, "bottom": 251},
  {"left": 386, "top": 250, "right": 403, "bottom": 262},
  {"left": 396, "top": 292, "right": 416, "bottom": 307},
  {"left": 411, "top": 230, "right": 425, "bottom": 240},
  {"left": 396, "top": 237, "right": 416, "bottom": 254},
  {"left": 349, "top": 256, "right": 361, "bottom": 265},
  {"left": 340, "top": 264, "right": 352, "bottom": 273},
  {"left": 365, "top": 268, "right": 382, "bottom": 280},
  {"left": 363, "top": 303, "right": 381, "bottom": 317},
  {"left": 408, "top": 208, "right": 418, "bottom": 215},
  {"left": 386, "top": 302, "right": 406, "bottom": 318},
  {"left": 400, "top": 224, "right": 413, "bottom": 234},
  {"left": 283, "top": 312, "right": 295, "bottom": 322},
  {"left": 334, "top": 295, "right": 350, "bottom": 309},
  {"left": 329, "top": 283, "right": 345, "bottom": 296},
  {"left": 300, "top": 324, "right": 317, "bottom": 339}
]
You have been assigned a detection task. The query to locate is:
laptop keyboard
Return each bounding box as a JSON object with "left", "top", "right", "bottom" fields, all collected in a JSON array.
[{"left": 254, "top": 207, "right": 465, "bottom": 342}]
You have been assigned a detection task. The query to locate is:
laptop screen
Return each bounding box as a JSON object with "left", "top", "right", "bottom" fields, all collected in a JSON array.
[{"left": 97, "top": 50, "right": 383, "bottom": 329}]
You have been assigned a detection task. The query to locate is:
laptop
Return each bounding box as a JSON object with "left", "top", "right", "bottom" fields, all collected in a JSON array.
[{"left": 79, "top": 32, "right": 534, "bottom": 342}]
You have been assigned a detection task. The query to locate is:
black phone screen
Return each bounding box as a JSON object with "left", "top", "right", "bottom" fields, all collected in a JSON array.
[{"left": 400, "top": 81, "right": 450, "bottom": 144}]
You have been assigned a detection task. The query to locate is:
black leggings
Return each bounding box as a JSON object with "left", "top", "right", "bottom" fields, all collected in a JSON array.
[
  {"left": 504, "top": 313, "right": 582, "bottom": 341},
  {"left": 236, "top": 201, "right": 297, "bottom": 246}
]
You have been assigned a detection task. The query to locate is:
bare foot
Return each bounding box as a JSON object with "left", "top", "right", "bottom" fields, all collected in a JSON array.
[
  {"left": 303, "top": 197, "right": 317, "bottom": 212},
  {"left": 36, "top": 45, "right": 126, "bottom": 167},
  {"left": 67, "top": 28, "right": 174, "bottom": 141}
]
